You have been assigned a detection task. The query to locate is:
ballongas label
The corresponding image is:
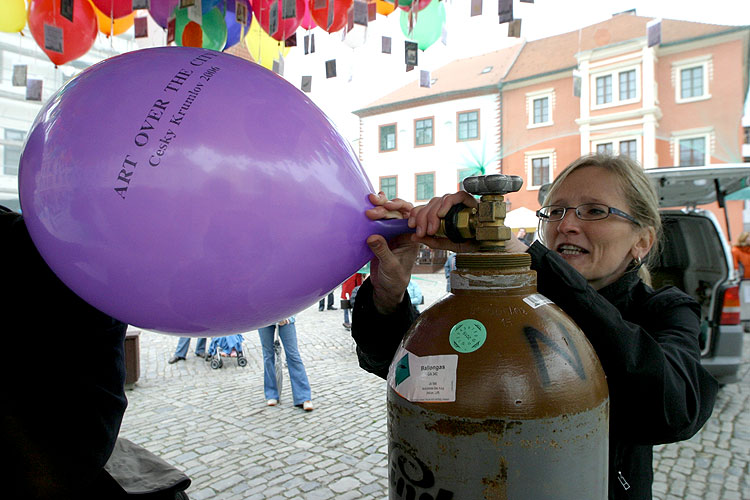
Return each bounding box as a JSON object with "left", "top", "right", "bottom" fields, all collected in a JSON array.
[{"left": 387, "top": 346, "right": 457, "bottom": 403}]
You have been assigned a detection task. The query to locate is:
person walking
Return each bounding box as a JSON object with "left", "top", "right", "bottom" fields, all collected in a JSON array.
[
  {"left": 168, "top": 337, "right": 207, "bottom": 364},
  {"left": 258, "top": 317, "right": 313, "bottom": 411}
]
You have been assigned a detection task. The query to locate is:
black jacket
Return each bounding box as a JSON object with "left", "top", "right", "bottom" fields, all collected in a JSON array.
[{"left": 352, "top": 242, "right": 718, "bottom": 500}]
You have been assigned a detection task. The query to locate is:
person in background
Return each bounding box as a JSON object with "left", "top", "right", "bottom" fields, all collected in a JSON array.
[
  {"left": 353, "top": 154, "right": 717, "bottom": 499},
  {"left": 258, "top": 317, "right": 314, "bottom": 411},
  {"left": 516, "top": 227, "right": 534, "bottom": 245},
  {"left": 318, "top": 292, "right": 336, "bottom": 311},
  {"left": 407, "top": 278, "right": 423, "bottom": 313},
  {"left": 169, "top": 336, "right": 207, "bottom": 364},
  {"left": 341, "top": 272, "right": 365, "bottom": 330},
  {"left": 731, "top": 231, "right": 750, "bottom": 279},
  {"left": 443, "top": 251, "right": 456, "bottom": 292}
]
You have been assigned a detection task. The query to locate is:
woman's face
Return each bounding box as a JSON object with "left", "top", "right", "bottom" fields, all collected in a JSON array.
[{"left": 543, "top": 166, "right": 653, "bottom": 290}]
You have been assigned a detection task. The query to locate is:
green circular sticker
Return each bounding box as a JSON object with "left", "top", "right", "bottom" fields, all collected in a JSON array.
[{"left": 449, "top": 319, "right": 487, "bottom": 353}]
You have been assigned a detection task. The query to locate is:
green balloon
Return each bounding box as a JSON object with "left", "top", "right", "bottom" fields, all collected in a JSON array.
[
  {"left": 399, "top": 0, "right": 445, "bottom": 51},
  {"left": 175, "top": 7, "right": 227, "bottom": 51}
]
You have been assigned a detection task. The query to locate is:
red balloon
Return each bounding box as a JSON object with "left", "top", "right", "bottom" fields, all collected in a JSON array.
[
  {"left": 182, "top": 21, "right": 203, "bottom": 47},
  {"left": 91, "top": 0, "right": 133, "bottom": 19},
  {"left": 251, "top": 0, "right": 305, "bottom": 41},
  {"left": 28, "top": 0, "right": 98, "bottom": 66},
  {"left": 310, "top": 0, "right": 352, "bottom": 33}
]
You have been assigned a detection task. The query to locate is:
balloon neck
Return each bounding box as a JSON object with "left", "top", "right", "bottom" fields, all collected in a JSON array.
[{"left": 369, "top": 218, "right": 414, "bottom": 240}]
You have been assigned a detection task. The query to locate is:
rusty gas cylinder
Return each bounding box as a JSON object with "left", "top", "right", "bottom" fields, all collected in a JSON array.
[{"left": 386, "top": 252, "right": 609, "bottom": 500}]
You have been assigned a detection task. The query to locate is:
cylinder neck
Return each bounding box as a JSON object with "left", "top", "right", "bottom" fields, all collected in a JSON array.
[{"left": 451, "top": 252, "right": 535, "bottom": 292}]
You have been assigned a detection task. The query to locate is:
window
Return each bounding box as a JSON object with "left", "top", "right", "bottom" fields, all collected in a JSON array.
[
  {"left": 596, "top": 143, "right": 613, "bottom": 155},
  {"left": 533, "top": 97, "right": 549, "bottom": 124},
  {"left": 596, "top": 75, "right": 612, "bottom": 105},
  {"left": 619, "top": 70, "right": 636, "bottom": 101},
  {"left": 458, "top": 168, "right": 475, "bottom": 190},
  {"left": 591, "top": 66, "right": 640, "bottom": 108},
  {"left": 532, "top": 157, "right": 550, "bottom": 187},
  {"left": 379, "top": 124, "right": 396, "bottom": 152},
  {"left": 744, "top": 126, "right": 750, "bottom": 145},
  {"left": 457, "top": 111, "right": 479, "bottom": 141},
  {"left": 674, "top": 57, "right": 711, "bottom": 103},
  {"left": 681, "top": 67, "right": 703, "bottom": 99},
  {"left": 619, "top": 140, "right": 637, "bottom": 160},
  {"left": 679, "top": 137, "right": 706, "bottom": 166},
  {"left": 415, "top": 118, "right": 434, "bottom": 147},
  {"left": 2, "top": 129, "right": 25, "bottom": 176},
  {"left": 415, "top": 173, "right": 435, "bottom": 201},
  {"left": 380, "top": 176, "right": 397, "bottom": 199}
]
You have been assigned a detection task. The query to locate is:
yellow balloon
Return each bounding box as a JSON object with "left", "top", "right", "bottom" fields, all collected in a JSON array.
[
  {"left": 0, "top": 0, "right": 27, "bottom": 33},
  {"left": 244, "top": 15, "right": 290, "bottom": 70},
  {"left": 90, "top": 1, "right": 135, "bottom": 37}
]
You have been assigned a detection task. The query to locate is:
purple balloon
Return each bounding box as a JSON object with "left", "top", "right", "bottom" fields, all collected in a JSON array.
[
  {"left": 148, "top": 0, "right": 179, "bottom": 28},
  {"left": 19, "top": 47, "right": 409, "bottom": 335}
]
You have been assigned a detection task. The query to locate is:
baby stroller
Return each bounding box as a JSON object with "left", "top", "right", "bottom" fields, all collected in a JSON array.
[{"left": 206, "top": 334, "right": 247, "bottom": 369}]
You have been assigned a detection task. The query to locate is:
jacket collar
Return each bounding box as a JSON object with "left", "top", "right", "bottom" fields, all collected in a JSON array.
[{"left": 598, "top": 270, "right": 641, "bottom": 310}]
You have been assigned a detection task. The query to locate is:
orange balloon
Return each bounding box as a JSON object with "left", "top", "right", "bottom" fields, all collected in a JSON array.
[
  {"left": 376, "top": 0, "right": 396, "bottom": 16},
  {"left": 182, "top": 21, "right": 203, "bottom": 47},
  {"left": 90, "top": 1, "right": 135, "bottom": 36}
]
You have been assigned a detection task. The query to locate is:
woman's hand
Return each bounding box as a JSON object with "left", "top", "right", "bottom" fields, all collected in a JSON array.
[{"left": 409, "top": 191, "right": 481, "bottom": 253}]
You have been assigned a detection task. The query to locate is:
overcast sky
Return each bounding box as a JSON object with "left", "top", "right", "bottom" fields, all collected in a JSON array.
[{"left": 281, "top": 0, "right": 750, "bottom": 137}]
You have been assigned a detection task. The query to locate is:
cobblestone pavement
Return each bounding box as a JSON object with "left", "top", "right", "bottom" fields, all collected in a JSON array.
[{"left": 120, "top": 272, "right": 750, "bottom": 500}]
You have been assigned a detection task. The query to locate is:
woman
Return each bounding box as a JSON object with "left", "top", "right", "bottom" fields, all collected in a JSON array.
[
  {"left": 351, "top": 154, "right": 717, "bottom": 499},
  {"left": 258, "top": 316, "right": 314, "bottom": 411},
  {"left": 732, "top": 231, "right": 750, "bottom": 279}
]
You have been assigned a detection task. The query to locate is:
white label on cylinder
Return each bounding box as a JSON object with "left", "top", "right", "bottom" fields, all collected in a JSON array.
[{"left": 387, "top": 346, "right": 458, "bottom": 403}]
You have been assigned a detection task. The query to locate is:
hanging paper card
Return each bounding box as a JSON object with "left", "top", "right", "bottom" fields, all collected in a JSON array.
[
  {"left": 470, "top": 0, "right": 481, "bottom": 16},
  {"left": 167, "top": 16, "right": 176, "bottom": 43},
  {"left": 61, "top": 0, "right": 74, "bottom": 22},
  {"left": 420, "top": 69, "right": 431, "bottom": 88},
  {"left": 368, "top": 1, "right": 376, "bottom": 21},
  {"left": 12, "top": 65, "right": 27, "bottom": 87},
  {"left": 304, "top": 34, "right": 310, "bottom": 54},
  {"left": 325, "top": 59, "right": 336, "bottom": 78},
  {"left": 301, "top": 75, "right": 312, "bottom": 92},
  {"left": 44, "top": 24, "right": 64, "bottom": 53},
  {"left": 498, "top": 0, "right": 512, "bottom": 23},
  {"left": 406, "top": 64, "right": 414, "bottom": 72},
  {"left": 134, "top": 16, "right": 149, "bottom": 37},
  {"left": 353, "top": 0, "right": 368, "bottom": 25},
  {"left": 187, "top": 0, "right": 202, "bottom": 24},
  {"left": 382, "top": 36, "right": 391, "bottom": 53},
  {"left": 310, "top": 32, "right": 315, "bottom": 52},
  {"left": 647, "top": 18, "right": 661, "bottom": 48},
  {"left": 405, "top": 40, "right": 418, "bottom": 66},
  {"left": 327, "top": 0, "right": 335, "bottom": 29},
  {"left": 282, "top": 0, "right": 296, "bottom": 19},
  {"left": 180, "top": 0, "right": 195, "bottom": 7},
  {"left": 508, "top": 18, "right": 521, "bottom": 37},
  {"left": 269, "top": 0, "right": 279, "bottom": 36},
  {"left": 236, "top": 1, "right": 248, "bottom": 24},
  {"left": 520, "top": 0, "right": 534, "bottom": 3},
  {"left": 26, "top": 79, "right": 43, "bottom": 101},
  {"left": 272, "top": 56, "right": 284, "bottom": 75},
  {"left": 285, "top": 33, "right": 297, "bottom": 47},
  {"left": 441, "top": 24, "right": 447, "bottom": 45},
  {"left": 132, "top": 0, "right": 150, "bottom": 9},
  {"left": 347, "top": 6, "right": 354, "bottom": 31}
]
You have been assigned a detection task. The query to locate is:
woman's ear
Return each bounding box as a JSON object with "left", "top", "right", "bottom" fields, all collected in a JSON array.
[{"left": 631, "top": 227, "right": 655, "bottom": 260}]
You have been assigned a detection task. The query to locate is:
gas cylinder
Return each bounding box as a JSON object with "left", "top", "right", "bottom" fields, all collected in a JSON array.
[{"left": 386, "top": 175, "right": 609, "bottom": 499}]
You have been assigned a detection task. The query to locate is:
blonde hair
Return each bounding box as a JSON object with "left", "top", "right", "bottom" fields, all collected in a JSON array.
[
  {"left": 738, "top": 232, "right": 750, "bottom": 246},
  {"left": 541, "top": 154, "right": 661, "bottom": 283}
]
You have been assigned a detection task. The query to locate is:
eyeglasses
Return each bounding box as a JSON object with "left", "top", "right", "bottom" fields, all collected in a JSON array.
[{"left": 536, "top": 203, "right": 640, "bottom": 225}]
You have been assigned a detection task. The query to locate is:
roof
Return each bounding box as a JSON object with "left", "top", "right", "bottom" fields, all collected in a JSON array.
[
  {"left": 353, "top": 43, "right": 523, "bottom": 116},
  {"left": 355, "top": 13, "right": 746, "bottom": 116},
  {"left": 504, "top": 14, "right": 739, "bottom": 83}
]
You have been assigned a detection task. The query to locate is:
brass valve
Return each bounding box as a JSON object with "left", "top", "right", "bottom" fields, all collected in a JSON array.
[{"left": 436, "top": 174, "right": 523, "bottom": 252}]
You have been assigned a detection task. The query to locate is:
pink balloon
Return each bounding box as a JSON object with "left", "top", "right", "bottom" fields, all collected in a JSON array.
[
  {"left": 18, "top": 47, "right": 408, "bottom": 336},
  {"left": 299, "top": 0, "right": 316, "bottom": 30},
  {"left": 251, "top": 0, "right": 304, "bottom": 41},
  {"left": 91, "top": 0, "right": 133, "bottom": 19}
]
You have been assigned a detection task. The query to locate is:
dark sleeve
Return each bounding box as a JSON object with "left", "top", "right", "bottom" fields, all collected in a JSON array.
[
  {"left": 1, "top": 208, "right": 128, "bottom": 498},
  {"left": 527, "top": 242, "right": 718, "bottom": 445},
  {"left": 351, "top": 278, "right": 419, "bottom": 379}
]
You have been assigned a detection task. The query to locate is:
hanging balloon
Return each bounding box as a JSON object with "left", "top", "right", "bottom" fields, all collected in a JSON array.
[
  {"left": 244, "top": 15, "right": 289, "bottom": 69},
  {"left": 399, "top": 0, "right": 444, "bottom": 50},
  {"left": 299, "top": 0, "right": 316, "bottom": 30},
  {"left": 251, "top": 0, "right": 304, "bottom": 42},
  {"left": 91, "top": 0, "right": 133, "bottom": 19},
  {"left": 397, "top": 0, "right": 430, "bottom": 12},
  {"left": 148, "top": 0, "right": 179, "bottom": 28},
  {"left": 175, "top": 7, "right": 227, "bottom": 51},
  {"left": 28, "top": 0, "right": 98, "bottom": 66},
  {"left": 223, "top": 0, "right": 253, "bottom": 50},
  {"left": 181, "top": 21, "right": 203, "bottom": 46},
  {"left": 375, "top": 0, "right": 396, "bottom": 16},
  {"left": 91, "top": 4, "right": 136, "bottom": 37},
  {"left": 0, "top": 0, "right": 27, "bottom": 33},
  {"left": 19, "top": 47, "right": 408, "bottom": 336},
  {"left": 310, "top": 0, "right": 353, "bottom": 33}
]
